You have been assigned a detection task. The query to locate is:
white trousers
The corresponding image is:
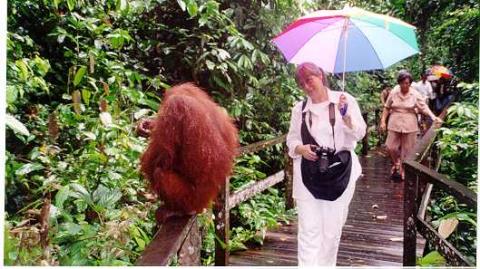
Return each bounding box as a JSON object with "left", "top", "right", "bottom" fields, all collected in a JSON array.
[{"left": 296, "top": 178, "right": 356, "bottom": 266}]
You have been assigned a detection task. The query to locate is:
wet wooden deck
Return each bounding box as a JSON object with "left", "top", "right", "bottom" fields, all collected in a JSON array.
[{"left": 229, "top": 151, "right": 426, "bottom": 266}]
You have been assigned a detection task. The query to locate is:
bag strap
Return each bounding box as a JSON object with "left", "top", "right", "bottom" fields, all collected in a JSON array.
[
  {"left": 329, "top": 103, "right": 336, "bottom": 150},
  {"left": 301, "top": 99, "right": 336, "bottom": 151}
]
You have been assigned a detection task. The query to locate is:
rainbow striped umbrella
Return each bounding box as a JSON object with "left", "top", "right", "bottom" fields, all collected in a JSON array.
[
  {"left": 272, "top": 6, "right": 419, "bottom": 75},
  {"left": 427, "top": 65, "right": 453, "bottom": 80}
]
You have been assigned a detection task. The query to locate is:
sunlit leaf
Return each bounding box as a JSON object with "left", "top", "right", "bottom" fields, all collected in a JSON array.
[
  {"left": 417, "top": 251, "right": 446, "bottom": 266},
  {"left": 176, "top": 0, "right": 186, "bottom": 11},
  {"left": 6, "top": 114, "right": 29, "bottom": 136},
  {"left": 73, "top": 66, "right": 87, "bottom": 86},
  {"left": 15, "top": 163, "right": 44, "bottom": 176},
  {"left": 15, "top": 59, "right": 29, "bottom": 81},
  {"left": 438, "top": 217, "right": 459, "bottom": 239}
]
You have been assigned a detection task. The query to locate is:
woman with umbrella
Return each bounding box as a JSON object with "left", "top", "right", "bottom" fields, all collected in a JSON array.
[
  {"left": 380, "top": 71, "right": 441, "bottom": 180},
  {"left": 286, "top": 62, "right": 366, "bottom": 266}
]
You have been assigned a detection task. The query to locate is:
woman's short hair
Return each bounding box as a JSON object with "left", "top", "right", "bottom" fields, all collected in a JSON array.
[
  {"left": 397, "top": 71, "right": 413, "bottom": 84},
  {"left": 295, "top": 62, "right": 328, "bottom": 87}
]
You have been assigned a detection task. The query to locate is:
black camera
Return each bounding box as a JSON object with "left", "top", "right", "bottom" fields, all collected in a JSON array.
[{"left": 311, "top": 145, "right": 335, "bottom": 173}]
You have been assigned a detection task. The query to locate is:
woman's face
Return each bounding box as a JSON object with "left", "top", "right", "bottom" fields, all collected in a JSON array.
[
  {"left": 399, "top": 79, "right": 411, "bottom": 92},
  {"left": 300, "top": 74, "right": 323, "bottom": 95}
]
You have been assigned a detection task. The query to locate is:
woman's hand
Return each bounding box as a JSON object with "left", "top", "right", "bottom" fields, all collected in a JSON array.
[
  {"left": 342, "top": 114, "right": 353, "bottom": 129},
  {"left": 295, "top": 144, "right": 318, "bottom": 161},
  {"left": 432, "top": 116, "right": 443, "bottom": 127},
  {"left": 338, "top": 94, "right": 348, "bottom": 116},
  {"left": 380, "top": 121, "right": 387, "bottom": 132}
]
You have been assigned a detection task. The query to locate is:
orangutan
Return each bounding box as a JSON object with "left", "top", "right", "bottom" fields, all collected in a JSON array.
[{"left": 140, "top": 83, "right": 239, "bottom": 223}]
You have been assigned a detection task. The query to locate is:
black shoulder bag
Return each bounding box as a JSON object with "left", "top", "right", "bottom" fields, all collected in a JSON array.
[{"left": 300, "top": 100, "right": 352, "bottom": 201}]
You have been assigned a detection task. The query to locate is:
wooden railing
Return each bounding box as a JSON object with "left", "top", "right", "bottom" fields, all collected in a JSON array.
[
  {"left": 136, "top": 134, "right": 293, "bottom": 266},
  {"left": 136, "top": 215, "right": 200, "bottom": 266},
  {"left": 213, "top": 134, "right": 293, "bottom": 265},
  {"left": 402, "top": 98, "right": 476, "bottom": 266}
]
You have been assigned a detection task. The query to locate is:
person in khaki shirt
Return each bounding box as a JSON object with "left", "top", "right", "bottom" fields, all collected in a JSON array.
[{"left": 380, "top": 71, "right": 441, "bottom": 180}]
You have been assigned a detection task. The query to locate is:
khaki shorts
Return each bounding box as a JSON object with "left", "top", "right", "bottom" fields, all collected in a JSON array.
[{"left": 385, "top": 131, "right": 417, "bottom": 162}]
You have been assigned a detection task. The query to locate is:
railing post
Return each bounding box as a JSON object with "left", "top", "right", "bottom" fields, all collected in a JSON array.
[
  {"left": 284, "top": 143, "right": 294, "bottom": 210},
  {"left": 213, "top": 178, "right": 230, "bottom": 266},
  {"left": 362, "top": 112, "right": 369, "bottom": 155},
  {"left": 403, "top": 164, "right": 418, "bottom": 266}
]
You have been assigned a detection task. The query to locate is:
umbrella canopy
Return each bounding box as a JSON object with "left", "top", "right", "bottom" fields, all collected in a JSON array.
[
  {"left": 272, "top": 6, "right": 420, "bottom": 74},
  {"left": 427, "top": 65, "right": 453, "bottom": 81}
]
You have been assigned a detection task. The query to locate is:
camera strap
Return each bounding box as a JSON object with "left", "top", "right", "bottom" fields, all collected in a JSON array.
[{"left": 301, "top": 99, "right": 336, "bottom": 151}]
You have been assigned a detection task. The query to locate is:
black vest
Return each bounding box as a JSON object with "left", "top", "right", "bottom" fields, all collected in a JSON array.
[{"left": 300, "top": 99, "right": 352, "bottom": 201}]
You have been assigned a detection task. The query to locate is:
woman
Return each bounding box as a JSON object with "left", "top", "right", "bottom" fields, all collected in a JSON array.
[
  {"left": 380, "top": 71, "right": 441, "bottom": 180},
  {"left": 286, "top": 62, "right": 366, "bottom": 266}
]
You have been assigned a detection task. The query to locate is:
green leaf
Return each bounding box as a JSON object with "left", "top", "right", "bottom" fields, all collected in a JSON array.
[
  {"left": 15, "top": 59, "right": 29, "bottom": 81},
  {"left": 93, "top": 185, "right": 122, "bottom": 210},
  {"left": 62, "top": 222, "right": 82, "bottom": 235},
  {"left": 73, "top": 66, "right": 87, "bottom": 86},
  {"left": 55, "top": 185, "right": 71, "bottom": 210},
  {"left": 205, "top": 60, "right": 215, "bottom": 70},
  {"left": 33, "top": 56, "right": 50, "bottom": 76},
  {"left": 6, "top": 86, "right": 18, "bottom": 105},
  {"left": 81, "top": 89, "right": 91, "bottom": 105},
  {"left": 6, "top": 114, "right": 29, "bottom": 136},
  {"left": 417, "top": 251, "right": 446, "bottom": 266},
  {"left": 52, "top": 0, "right": 60, "bottom": 9},
  {"left": 15, "top": 163, "right": 44, "bottom": 176},
  {"left": 187, "top": 1, "right": 198, "bottom": 17},
  {"left": 70, "top": 183, "right": 93, "bottom": 206},
  {"left": 67, "top": 0, "right": 76, "bottom": 11}
]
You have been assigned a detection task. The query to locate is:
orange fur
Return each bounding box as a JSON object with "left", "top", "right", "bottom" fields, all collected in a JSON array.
[{"left": 140, "top": 83, "right": 239, "bottom": 214}]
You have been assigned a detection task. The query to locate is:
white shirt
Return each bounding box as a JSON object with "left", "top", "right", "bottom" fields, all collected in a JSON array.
[
  {"left": 286, "top": 90, "right": 366, "bottom": 200},
  {"left": 413, "top": 80, "right": 434, "bottom": 100}
]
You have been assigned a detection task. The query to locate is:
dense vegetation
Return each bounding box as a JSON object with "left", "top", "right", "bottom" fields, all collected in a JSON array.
[{"left": 5, "top": 0, "right": 478, "bottom": 266}]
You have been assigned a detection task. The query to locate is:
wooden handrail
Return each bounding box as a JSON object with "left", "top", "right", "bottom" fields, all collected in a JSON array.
[
  {"left": 404, "top": 161, "right": 476, "bottom": 208},
  {"left": 228, "top": 171, "right": 285, "bottom": 210},
  {"left": 214, "top": 134, "right": 291, "bottom": 266},
  {"left": 238, "top": 134, "right": 286, "bottom": 155},
  {"left": 136, "top": 215, "right": 200, "bottom": 266},
  {"left": 403, "top": 96, "right": 475, "bottom": 266}
]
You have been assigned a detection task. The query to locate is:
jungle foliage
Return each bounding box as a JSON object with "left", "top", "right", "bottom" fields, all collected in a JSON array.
[{"left": 5, "top": 0, "right": 478, "bottom": 266}]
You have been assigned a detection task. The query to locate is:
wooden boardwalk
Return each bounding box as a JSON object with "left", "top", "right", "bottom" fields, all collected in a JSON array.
[{"left": 229, "top": 151, "right": 425, "bottom": 266}]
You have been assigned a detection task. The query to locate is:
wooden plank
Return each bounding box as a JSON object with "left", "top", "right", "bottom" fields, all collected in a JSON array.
[
  {"left": 228, "top": 171, "right": 284, "bottom": 210},
  {"left": 178, "top": 217, "right": 201, "bottom": 265},
  {"left": 135, "top": 215, "right": 196, "bottom": 266},
  {"left": 404, "top": 160, "right": 477, "bottom": 208},
  {"left": 238, "top": 134, "right": 286, "bottom": 155}
]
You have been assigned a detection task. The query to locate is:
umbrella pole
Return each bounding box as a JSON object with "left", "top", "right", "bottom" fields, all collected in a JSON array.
[{"left": 341, "top": 18, "right": 349, "bottom": 92}]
